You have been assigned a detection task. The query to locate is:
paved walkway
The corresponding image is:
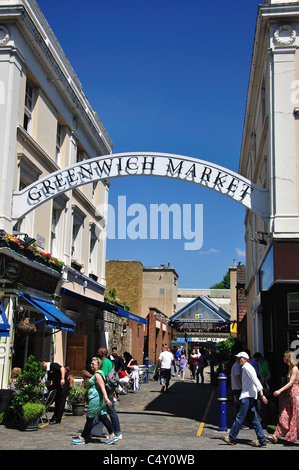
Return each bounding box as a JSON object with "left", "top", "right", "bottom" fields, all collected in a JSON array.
[{"left": 0, "top": 368, "right": 298, "bottom": 453}]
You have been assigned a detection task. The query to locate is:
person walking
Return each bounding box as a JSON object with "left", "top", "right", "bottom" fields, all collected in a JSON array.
[
  {"left": 267, "top": 350, "right": 299, "bottom": 444},
  {"left": 178, "top": 347, "right": 187, "bottom": 381},
  {"left": 221, "top": 351, "right": 268, "bottom": 447},
  {"left": 157, "top": 345, "right": 174, "bottom": 392},
  {"left": 174, "top": 345, "right": 182, "bottom": 377},
  {"left": 196, "top": 348, "right": 207, "bottom": 385},
  {"left": 72, "top": 357, "right": 117, "bottom": 445},
  {"left": 97, "top": 347, "right": 122, "bottom": 440},
  {"left": 189, "top": 349, "right": 198, "bottom": 382}
]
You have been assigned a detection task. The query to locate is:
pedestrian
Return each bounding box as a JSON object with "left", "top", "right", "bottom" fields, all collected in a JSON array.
[
  {"left": 196, "top": 348, "right": 207, "bottom": 385},
  {"left": 109, "top": 346, "right": 124, "bottom": 372},
  {"left": 178, "top": 347, "right": 187, "bottom": 381},
  {"left": 267, "top": 350, "right": 299, "bottom": 444},
  {"left": 72, "top": 357, "right": 117, "bottom": 445},
  {"left": 221, "top": 351, "right": 268, "bottom": 447},
  {"left": 246, "top": 349, "right": 259, "bottom": 373},
  {"left": 97, "top": 347, "right": 123, "bottom": 440},
  {"left": 253, "top": 352, "right": 271, "bottom": 384},
  {"left": 189, "top": 349, "right": 198, "bottom": 382},
  {"left": 42, "top": 359, "right": 70, "bottom": 424},
  {"left": 157, "top": 345, "right": 174, "bottom": 392},
  {"left": 174, "top": 345, "right": 182, "bottom": 377},
  {"left": 253, "top": 351, "right": 272, "bottom": 427}
]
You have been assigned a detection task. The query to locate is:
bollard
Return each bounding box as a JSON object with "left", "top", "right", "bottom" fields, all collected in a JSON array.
[
  {"left": 145, "top": 357, "right": 149, "bottom": 383},
  {"left": 218, "top": 373, "right": 227, "bottom": 431}
]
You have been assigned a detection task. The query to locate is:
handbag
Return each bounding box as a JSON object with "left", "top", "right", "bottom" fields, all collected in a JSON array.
[{"left": 153, "top": 368, "right": 160, "bottom": 381}]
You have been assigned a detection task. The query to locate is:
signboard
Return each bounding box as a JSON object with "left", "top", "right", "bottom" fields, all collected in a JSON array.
[{"left": 11, "top": 152, "right": 269, "bottom": 220}]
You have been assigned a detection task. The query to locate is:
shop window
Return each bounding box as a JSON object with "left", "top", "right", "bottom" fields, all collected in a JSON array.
[
  {"left": 23, "top": 79, "right": 34, "bottom": 133},
  {"left": 287, "top": 293, "right": 299, "bottom": 324}
]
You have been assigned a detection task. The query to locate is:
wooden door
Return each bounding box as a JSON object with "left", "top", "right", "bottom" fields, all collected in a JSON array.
[{"left": 66, "top": 334, "right": 87, "bottom": 377}]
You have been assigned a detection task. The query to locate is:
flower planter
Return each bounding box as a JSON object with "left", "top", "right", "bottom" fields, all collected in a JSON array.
[
  {"left": 20, "top": 416, "right": 40, "bottom": 431},
  {"left": 71, "top": 261, "right": 82, "bottom": 272},
  {"left": 72, "top": 403, "right": 85, "bottom": 416},
  {"left": 15, "top": 318, "right": 37, "bottom": 335}
]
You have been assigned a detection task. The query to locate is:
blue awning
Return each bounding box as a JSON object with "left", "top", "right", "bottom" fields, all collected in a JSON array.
[
  {"left": 60, "top": 288, "right": 147, "bottom": 325},
  {"left": 19, "top": 293, "right": 75, "bottom": 332},
  {"left": 0, "top": 305, "right": 10, "bottom": 337},
  {"left": 116, "top": 306, "right": 147, "bottom": 325}
]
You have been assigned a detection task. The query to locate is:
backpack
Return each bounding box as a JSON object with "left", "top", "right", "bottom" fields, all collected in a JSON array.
[{"left": 105, "top": 366, "right": 119, "bottom": 396}]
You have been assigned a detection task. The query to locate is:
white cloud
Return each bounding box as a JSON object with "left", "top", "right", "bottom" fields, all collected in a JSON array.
[
  {"left": 235, "top": 248, "right": 245, "bottom": 257},
  {"left": 198, "top": 248, "right": 221, "bottom": 255}
]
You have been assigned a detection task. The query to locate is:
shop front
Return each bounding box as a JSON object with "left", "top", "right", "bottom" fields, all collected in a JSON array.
[
  {"left": 0, "top": 244, "right": 75, "bottom": 388},
  {"left": 169, "top": 295, "right": 231, "bottom": 354},
  {"left": 258, "top": 240, "right": 299, "bottom": 387}
]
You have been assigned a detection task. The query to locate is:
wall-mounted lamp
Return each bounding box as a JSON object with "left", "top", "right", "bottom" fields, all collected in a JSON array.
[
  {"left": 250, "top": 231, "right": 268, "bottom": 246},
  {"left": 12, "top": 231, "right": 36, "bottom": 247}
]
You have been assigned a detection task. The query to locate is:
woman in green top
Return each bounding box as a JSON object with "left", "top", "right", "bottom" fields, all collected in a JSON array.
[{"left": 72, "top": 357, "right": 117, "bottom": 445}]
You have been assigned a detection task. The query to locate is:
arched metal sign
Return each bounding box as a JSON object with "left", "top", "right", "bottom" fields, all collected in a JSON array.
[{"left": 11, "top": 152, "right": 269, "bottom": 220}]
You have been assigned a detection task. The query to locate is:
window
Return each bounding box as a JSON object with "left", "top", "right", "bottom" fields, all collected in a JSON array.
[
  {"left": 287, "top": 293, "right": 299, "bottom": 325},
  {"left": 23, "top": 79, "right": 34, "bottom": 133},
  {"left": 71, "top": 206, "right": 86, "bottom": 262},
  {"left": 50, "top": 207, "right": 59, "bottom": 254},
  {"left": 56, "top": 122, "right": 62, "bottom": 164},
  {"left": 89, "top": 224, "right": 98, "bottom": 275},
  {"left": 76, "top": 148, "right": 84, "bottom": 163}
]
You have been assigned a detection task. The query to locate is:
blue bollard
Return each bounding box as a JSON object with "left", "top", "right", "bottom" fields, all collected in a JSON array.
[
  {"left": 145, "top": 357, "right": 149, "bottom": 383},
  {"left": 218, "top": 373, "right": 227, "bottom": 431}
]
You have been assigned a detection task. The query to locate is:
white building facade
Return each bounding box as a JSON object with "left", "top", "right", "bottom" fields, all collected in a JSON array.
[
  {"left": 239, "top": 0, "right": 299, "bottom": 385},
  {"left": 0, "top": 0, "right": 113, "bottom": 385}
]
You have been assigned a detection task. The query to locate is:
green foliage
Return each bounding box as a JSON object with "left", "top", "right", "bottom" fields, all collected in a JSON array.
[
  {"left": 210, "top": 270, "right": 230, "bottom": 289},
  {"left": 22, "top": 402, "right": 45, "bottom": 422},
  {"left": 10, "top": 355, "right": 45, "bottom": 418},
  {"left": 214, "top": 336, "right": 241, "bottom": 375},
  {"left": 104, "top": 287, "right": 131, "bottom": 311},
  {"left": 68, "top": 382, "right": 88, "bottom": 404}
]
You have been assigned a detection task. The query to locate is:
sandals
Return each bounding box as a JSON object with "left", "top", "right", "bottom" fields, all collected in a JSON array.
[{"left": 267, "top": 435, "right": 278, "bottom": 444}]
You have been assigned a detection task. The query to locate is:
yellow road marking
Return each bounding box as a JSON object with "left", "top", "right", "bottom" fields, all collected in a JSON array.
[{"left": 196, "top": 389, "right": 215, "bottom": 437}]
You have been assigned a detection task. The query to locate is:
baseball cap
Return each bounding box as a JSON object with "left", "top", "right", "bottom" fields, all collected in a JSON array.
[{"left": 235, "top": 351, "right": 249, "bottom": 359}]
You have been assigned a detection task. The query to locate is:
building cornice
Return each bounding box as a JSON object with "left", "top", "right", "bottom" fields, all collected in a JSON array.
[
  {"left": 239, "top": 3, "right": 299, "bottom": 177},
  {"left": 0, "top": 1, "right": 113, "bottom": 156}
]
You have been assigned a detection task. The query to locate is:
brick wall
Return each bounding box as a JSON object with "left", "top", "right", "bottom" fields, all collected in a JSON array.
[
  {"left": 105, "top": 260, "right": 143, "bottom": 315},
  {"left": 146, "top": 308, "right": 175, "bottom": 364},
  {"left": 237, "top": 264, "right": 247, "bottom": 324}
]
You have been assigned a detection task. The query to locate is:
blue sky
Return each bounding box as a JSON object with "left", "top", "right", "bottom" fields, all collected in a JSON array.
[{"left": 37, "top": 0, "right": 262, "bottom": 288}]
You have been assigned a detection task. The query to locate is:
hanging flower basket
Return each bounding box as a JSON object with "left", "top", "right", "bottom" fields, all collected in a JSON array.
[{"left": 16, "top": 318, "right": 37, "bottom": 335}]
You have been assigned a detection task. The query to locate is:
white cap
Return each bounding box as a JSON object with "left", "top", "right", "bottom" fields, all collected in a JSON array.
[{"left": 235, "top": 351, "right": 249, "bottom": 359}]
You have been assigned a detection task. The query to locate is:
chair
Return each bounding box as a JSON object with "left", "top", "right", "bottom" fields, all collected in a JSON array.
[{"left": 40, "top": 390, "right": 56, "bottom": 425}]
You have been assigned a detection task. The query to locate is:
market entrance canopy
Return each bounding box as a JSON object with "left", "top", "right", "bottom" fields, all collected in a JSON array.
[
  {"left": 169, "top": 296, "right": 231, "bottom": 329},
  {"left": 11, "top": 152, "right": 269, "bottom": 220}
]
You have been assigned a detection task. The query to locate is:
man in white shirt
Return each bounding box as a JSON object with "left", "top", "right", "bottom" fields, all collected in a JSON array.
[
  {"left": 157, "top": 345, "right": 174, "bottom": 393},
  {"left": 221, "top": 351, "right": 268, "bottom": 447}
]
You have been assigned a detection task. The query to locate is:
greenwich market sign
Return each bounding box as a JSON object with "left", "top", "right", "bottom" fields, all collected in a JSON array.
[{"left": 11, "top": 152, "right": 269, "bottom": 220}]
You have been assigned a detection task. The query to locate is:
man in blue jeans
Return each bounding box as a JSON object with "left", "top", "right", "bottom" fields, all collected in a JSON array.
[{"left": 221, "top": 351, "right": 268, "bottom": 447}]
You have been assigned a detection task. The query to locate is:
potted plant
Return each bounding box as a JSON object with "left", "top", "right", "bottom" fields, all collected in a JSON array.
[
  {"left": 10, "top": 355, "right": 46, "bottom": 430},
  {"left": 68, "top": 382, "right": 87, "bottom": 416},
  {"left": 22, "top": 402, "right": 45, "bottom": 431}
]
